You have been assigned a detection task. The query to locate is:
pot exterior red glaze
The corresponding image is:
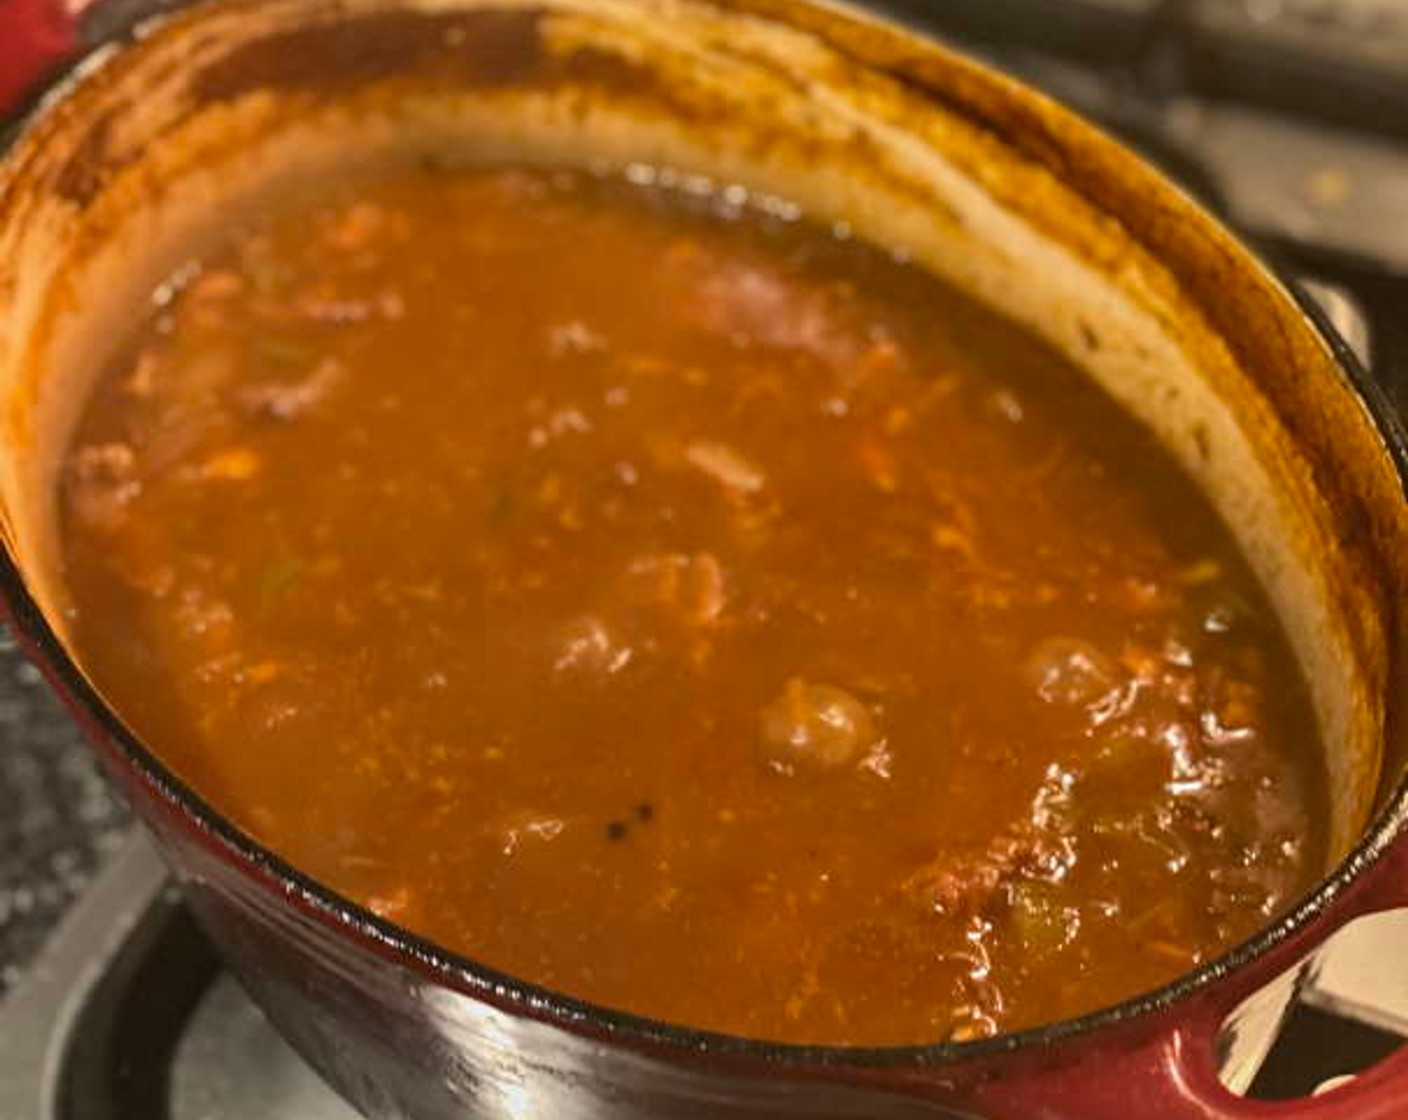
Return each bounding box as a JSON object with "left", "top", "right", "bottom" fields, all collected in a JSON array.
[
  {"left": 0, "top": 0, "right": 76, "bottom": 109},
  {"left": 1, "top": 2, "right": 1406, "bottom": 1118},
  {"left": 960, "top": 837, "right": 1408, "bottom": 1120}
]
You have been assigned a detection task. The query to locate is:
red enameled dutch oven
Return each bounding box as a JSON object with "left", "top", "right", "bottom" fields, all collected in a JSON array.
[{"left": 1, "top": 1, "right": 1406, "bottom": 1116}]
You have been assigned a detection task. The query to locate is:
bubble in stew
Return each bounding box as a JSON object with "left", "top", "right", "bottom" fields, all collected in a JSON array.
[{"left": 59, "top": 164, "right": 1326, "bottom": 1045}]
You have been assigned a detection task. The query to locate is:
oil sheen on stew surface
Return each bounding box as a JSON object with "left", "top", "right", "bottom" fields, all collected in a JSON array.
[{"left": 60, "top": 164, "right": 1326, "bottom": 1045}]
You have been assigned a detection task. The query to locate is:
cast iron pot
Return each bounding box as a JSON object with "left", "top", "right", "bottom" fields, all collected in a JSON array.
[{"left": 0, "top": 1, "right": 1406, "bottom": 1116}]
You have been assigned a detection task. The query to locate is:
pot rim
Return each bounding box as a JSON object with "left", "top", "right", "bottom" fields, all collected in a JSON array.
[{"left": 4, "top": 0, "right": 1408, "bottom": 1073}]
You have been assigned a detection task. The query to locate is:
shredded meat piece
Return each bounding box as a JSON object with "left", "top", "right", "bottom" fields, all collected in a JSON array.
[
  {"left": 548, "top": 320, "right": 606, "bottom": 357},
  {"left": 904, "top": 821, "right": 1065, "bottom": 918},
  {"left": 759, "top": 679, "right": 878, "bottom": 771},
  {"left": 187, "top": 269, "right": 245, "bottom": 302},
  {"left": 684, "top": 440, "right": 765, "bottom": 497},
  {"left": 179, "top": 270, "right": 246, "bottom": 331},
  {"left": 323, "top": 201, "right": 393, "bottom": 251},
  {"left": 494, "top": 812, "right": 567, "bottom": 856},
  {"left": 626, "top": 552, "right": 726, "bottom": 625},
  {"left": 684, "top": 553, "right": 726, "bottom": 624},
  {"left": 67, "top": 442, "right": 140, "bottom": 530},
  {"left": 1026, "top": 637, "right": 1120, "bottom": 708},
  {"left": 70, "top": 441, "right": 135, "bottom": 483},
  {"left": 122, "top": 351, "right": 159, "bottom": 398},
  {"left": 291, "top": 291, "right": 401, "bottom": 324},
  {"left": 666, "top": 244, "right": 897, "bottom": 377},
  {"left": 366, "top": 884, "right": 417, "bottom": 923},
  {"left": 857, "top": 438, "right": 899, "bottom": 493},
  {"left": 239, "top": 357, "right": 347, "bottom": 422},
  {"left": 200, "top": 447, "right": 263, "bottom": 481},
  {"left": 554, "top": 615, "right": 633, "bottom": 676}
]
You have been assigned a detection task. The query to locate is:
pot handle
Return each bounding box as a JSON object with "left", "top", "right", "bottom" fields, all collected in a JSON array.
[
  {"left": 0, "top": 0, "right": 80, "bottom": 114},
  {"left": 955, "top": 836, "right": 1408, "bottom": 1120}
]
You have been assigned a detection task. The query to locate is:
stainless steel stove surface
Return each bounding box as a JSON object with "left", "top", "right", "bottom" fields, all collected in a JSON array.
[
  {"left": 0, "top": 837, "right": 359, "bottom": 1120},
  {"left": 0, "top": 1, "right": 1406, "bottom": 1116}
]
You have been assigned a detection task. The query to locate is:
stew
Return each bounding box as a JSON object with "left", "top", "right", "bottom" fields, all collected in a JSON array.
[{"left": 59, "top": 164, "right": 1326, "bottom": 1045}]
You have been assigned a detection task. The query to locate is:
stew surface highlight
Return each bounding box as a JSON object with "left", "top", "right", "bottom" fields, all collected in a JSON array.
[{"left": 60, "top": 165, "right": 1326, "bottom": 1045}]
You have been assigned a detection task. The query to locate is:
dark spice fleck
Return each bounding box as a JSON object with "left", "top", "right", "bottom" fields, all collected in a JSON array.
[
  {"left": 487, "top": 487, "right": 515, "bottom": 523},
  {"left": 634, "top": 802, "right": 654, "bottom": 823},
  {"left": 606, "top": 820, "right": 628, "bottom": 842}
]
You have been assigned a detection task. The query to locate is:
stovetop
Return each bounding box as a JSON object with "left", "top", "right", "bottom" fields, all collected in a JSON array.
[
  {"left": 0, "top": 834, "right": 360, "bottom": 1120},
  {"left": 0, "top": 0, "right": 1405, "bottom": 1116}
]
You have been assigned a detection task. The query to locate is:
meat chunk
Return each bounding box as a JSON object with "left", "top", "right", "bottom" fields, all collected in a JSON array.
[
  {"left": 904, "top": 821, "right": 1066, "bottom": 919},
  {"left": 626, "top": 552, "right": 726, "bottom": 626},
  {"left": 186, "top": 269, "right": 245, "bottom": 302},
  {"left": 1007, "top": 881, "right": 1080, "bottom": 957},
  {"left": 553, "top": 616, "right": 633, "bottom": 676},
  {"left": 180, "top": 269, "right": 245, "bottom": 331},
  {"left": 365, "top": 885, "right": 418, "bottom": 924},
  {"left": 759, "top": 679, "right": 879, "bottom": 772},
  {"left": 683, "top": 440, "right": 765, "bottom": 498},
  {"left": 239, "top": 357, "right": 347, "bottom": 422},
  {"left": 1025, "top": 637, "right": 1120, "bottom": 708},
  {"left": 196, "top": 447, "right": 262, "bottom": 481},
  {"left": 547, "top": 320, "right": 606, "bottom": 357},
  {"left": 494, "top": 812, "right": 567, "bottom": 856},
  {"left": 665, "top": 243, "right": 897, "bottom": 376},
  {"left": 289, "top": 290, "right": 405, "bottom": 324},
  {"left": 66, "top": 442, "right": 140, "bottom": 531},
  {"left": 322, "top": 201, "right": 392, "bottom": 251}
]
